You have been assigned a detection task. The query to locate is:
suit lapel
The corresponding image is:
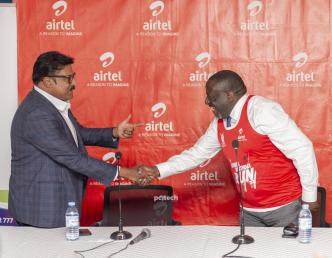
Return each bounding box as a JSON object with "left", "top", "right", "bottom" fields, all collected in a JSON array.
[{"left": 31, "top": 90, "right": 83, "bottom": 150}]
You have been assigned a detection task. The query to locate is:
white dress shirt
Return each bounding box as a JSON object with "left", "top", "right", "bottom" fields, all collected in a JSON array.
[
  {"left": 34, "top": 86, "right": 120, "bottom": 179},
  {"left": 157, "top": 94, "right": 318, "bottom": 210},
  {"left": 34, "top": 86, "right": 78, "bottom": 146}
]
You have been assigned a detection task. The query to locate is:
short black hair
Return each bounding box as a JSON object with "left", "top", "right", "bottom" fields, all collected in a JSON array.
[
  {"left": 206, "top": 70, "right": 247, "bottom": 96},
  {"left": 32, "top": 51, "right": 74, "bottom": 84}
]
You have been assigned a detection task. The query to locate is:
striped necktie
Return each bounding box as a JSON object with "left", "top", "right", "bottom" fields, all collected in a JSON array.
[{"left": 226, "top": 116, "right": 232, "bottom": 128}]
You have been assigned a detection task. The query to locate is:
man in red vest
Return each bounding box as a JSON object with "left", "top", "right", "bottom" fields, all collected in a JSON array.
[{"left": 139, "top": 70, "right": 318, "bottom": 226}]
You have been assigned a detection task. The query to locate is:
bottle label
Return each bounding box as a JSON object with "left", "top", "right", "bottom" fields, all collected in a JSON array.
[
  {"left": 299, "top": 218, "right": 312, "bottom": 230},
  {"left": 66, "top": 215, "right": 79, "bottom": 227}
]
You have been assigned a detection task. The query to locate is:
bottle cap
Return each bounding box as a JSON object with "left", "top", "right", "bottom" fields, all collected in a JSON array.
[
  {"left": 68, "top": 201, "right": 75, "bottom": 206},
  {"left": 302, "top": 203, "right": 309, "bottom": 209}
]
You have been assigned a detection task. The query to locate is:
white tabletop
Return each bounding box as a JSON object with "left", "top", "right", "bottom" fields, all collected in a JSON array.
[{"left": 0, "top": 226, "right": 331, "bottom": 258}]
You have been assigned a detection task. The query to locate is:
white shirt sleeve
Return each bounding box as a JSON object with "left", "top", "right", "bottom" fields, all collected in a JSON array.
[
  {"left": 157, "top": 118, "right": 221, "bottom": 179},
  {"left": 249, "top": 96, "right": 319, "bottom": 202}
]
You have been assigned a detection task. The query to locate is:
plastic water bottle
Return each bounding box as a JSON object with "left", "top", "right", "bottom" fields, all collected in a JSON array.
[
  {"left": 298, "top": 203, "right": 312, "bottom": 243},
  {"left": 65, "top": 202, "right": 79, "bottom": 241}
]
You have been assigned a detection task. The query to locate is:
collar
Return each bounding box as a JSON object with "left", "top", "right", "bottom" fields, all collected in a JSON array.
[
  {"left": 227, "top": 94, "right": 248, "bottom": 124},
  {"left": 34, "top": 86, "right": 71, "bottom": 114}
]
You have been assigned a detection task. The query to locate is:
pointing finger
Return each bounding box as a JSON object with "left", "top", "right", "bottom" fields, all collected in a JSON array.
[
  {"left": 123, "top": 114, "right": 132, "bottom": 123},
  {"left": 131, "top": 122, "right": 145, "bottom": 128}
]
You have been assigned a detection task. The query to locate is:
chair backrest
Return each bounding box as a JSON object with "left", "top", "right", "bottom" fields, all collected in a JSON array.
[
  {"left": 102, "top": 184, "right": 175, "bottom": 226},
  {"left": 312, "top": 186, "right": 330, "bottom": 227}
]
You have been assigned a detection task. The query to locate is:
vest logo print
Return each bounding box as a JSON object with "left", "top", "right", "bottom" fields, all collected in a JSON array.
[
  {"left": 237, "top": 128, "right": 247, "bottom": 142},
  {"left": 183, "top": 52, "right": 215, "bottom": 87},
  {"left": 40, "top": 0, "right": 82, "bottom": 37},
  {"left": 281, "top": 52, "right": 320, "bottom": 88},
  {"left": 136, "top": 0, "right": 179, "bottom": 37},
  {"left": 231, "top": 161, "right": 257, "bottom": 192},
  {"left": 87, "top": 52, "right": 129, "bottom": 87},
  {"left": 139, "top": 102, "right": 180, "bottom": 137}
]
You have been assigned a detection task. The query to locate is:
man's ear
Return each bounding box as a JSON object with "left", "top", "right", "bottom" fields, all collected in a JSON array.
[{"left": 41, "top": 77, "right": 53, "bottom": 88}]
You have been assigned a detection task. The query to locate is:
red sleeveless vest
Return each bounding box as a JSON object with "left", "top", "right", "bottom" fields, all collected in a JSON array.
[{"left": 217, "top": 96, "right": 302, "bottom": 208}]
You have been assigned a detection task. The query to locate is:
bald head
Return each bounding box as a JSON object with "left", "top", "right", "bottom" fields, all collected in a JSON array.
[
  {"left": 205, "top": 70, "right": 247, "bottom": 119},
  {"left": 206, "top": 70, "right": 247, "bottom": 97}
]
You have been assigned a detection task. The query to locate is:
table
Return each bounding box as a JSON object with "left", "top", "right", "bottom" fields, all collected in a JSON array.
[{"left": 0, "top": 226, "right": 331, "bottom": 258}]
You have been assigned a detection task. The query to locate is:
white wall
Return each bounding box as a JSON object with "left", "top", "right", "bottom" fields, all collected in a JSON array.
[{"left": 0, "top": 3, "right": 17, "bottom": 208}]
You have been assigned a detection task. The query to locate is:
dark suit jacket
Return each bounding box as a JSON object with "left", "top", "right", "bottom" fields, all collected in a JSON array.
[{"left": 9, "top": 89, "right": 118, "bottom": 228}]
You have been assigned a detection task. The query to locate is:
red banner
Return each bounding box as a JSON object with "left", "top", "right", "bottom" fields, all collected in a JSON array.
[{"left": 16, "top": 0, "right": 332, "bottom": 226}]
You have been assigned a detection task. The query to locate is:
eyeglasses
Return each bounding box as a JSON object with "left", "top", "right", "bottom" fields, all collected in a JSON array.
[{"left": 47, "top": 72, "right": 76, "bottom": 84}]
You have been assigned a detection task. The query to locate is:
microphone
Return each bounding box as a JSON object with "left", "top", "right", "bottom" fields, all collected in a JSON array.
[
  {"left": 231, "top": 139, "right": 254, "bottom": 245},
  {"left": 110, "top": 151, "right": 132, "bottom": 240},
  {"left": 129, "top": 228, "right": 151, "bottom": 245},
  {"left": 232, "top": 139, "right": 239, "bottom": 150}
]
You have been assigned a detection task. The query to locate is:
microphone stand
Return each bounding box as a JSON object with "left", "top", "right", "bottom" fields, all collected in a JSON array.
[
  {"left": 110, "top": 152, "right": 132, "bottom": 240},
  {"left": 231, "top": 140, "right": 254, "bottom": 245}
]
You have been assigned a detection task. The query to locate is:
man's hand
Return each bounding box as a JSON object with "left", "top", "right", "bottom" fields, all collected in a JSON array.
[
  {"left": 117, "top": 165, "right": 160, "bottom": 185},
  {"left": 113, "top": 114, "right": 144, "bottom": 139},
  {"left": 136, "top": 165, "right": 160, "bottom": 185},
  {"left": 119, "top": 167, "right": 143, "bottom": 184},
  {"left": 303, "top": 201, "right": 319, "bottom": 212}
]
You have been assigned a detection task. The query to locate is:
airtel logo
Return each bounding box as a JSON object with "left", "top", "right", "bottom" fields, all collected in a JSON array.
[
  {"left": 151, "top": 102, "right": 167, "bottom": 118},
  {"left": 93, "top": 52, "right": 123, "bottom": 83},
  {"left": 100, "top": 52, "right": 115, "bottom": 68},
  {"left": 187, "top": 52, "right": 213, "bottom": 83},
  {"left": 241, "top": 0, "right": 269, "bottom": 31},
  {"left": 285, "top": 52, "right": 314, "bottom": 82},
  {"left": 149, "top": 0, "right": 164, "bottom": 17},
  {"left": 102, "top": 152, "right": 117, "bottom": 164},
  {"left": 52, "top": 0, "right": 67, "bottom": 17},
  {"left": 293, "top": 52, "right": 308, "bottom": 68},
  {"left": 195, "top": 52, "right": 211, "bottom": 68},
  {"left": 141, "top": 0, "right": 172, "bottom": 33},
  {"left": 247, "top": 0, "right": 263, "bottom": 16},
  {"left": 145, "top": 102, "right": 174, "bottom": 132}
]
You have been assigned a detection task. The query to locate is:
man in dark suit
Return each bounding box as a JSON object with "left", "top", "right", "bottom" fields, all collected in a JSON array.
[{"left": 9, "top": 51, "right": 142, "bottom": 228}]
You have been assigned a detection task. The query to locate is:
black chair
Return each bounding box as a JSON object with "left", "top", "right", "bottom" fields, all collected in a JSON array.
[
  {"left": 312, "top": 186, "right": 330, "bottom": 227},
  {"left": 101, "top": 185, "right": 180, "bottom": 226}
]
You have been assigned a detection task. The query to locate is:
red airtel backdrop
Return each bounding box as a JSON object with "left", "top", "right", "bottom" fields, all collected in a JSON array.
[{"left": 16, "top": 0, "right": 332, "bottom": 226}]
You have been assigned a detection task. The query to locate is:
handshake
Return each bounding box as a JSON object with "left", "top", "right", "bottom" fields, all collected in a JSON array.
[{"left": 120, "top": 165, "right": 160, "bottom": 185}]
